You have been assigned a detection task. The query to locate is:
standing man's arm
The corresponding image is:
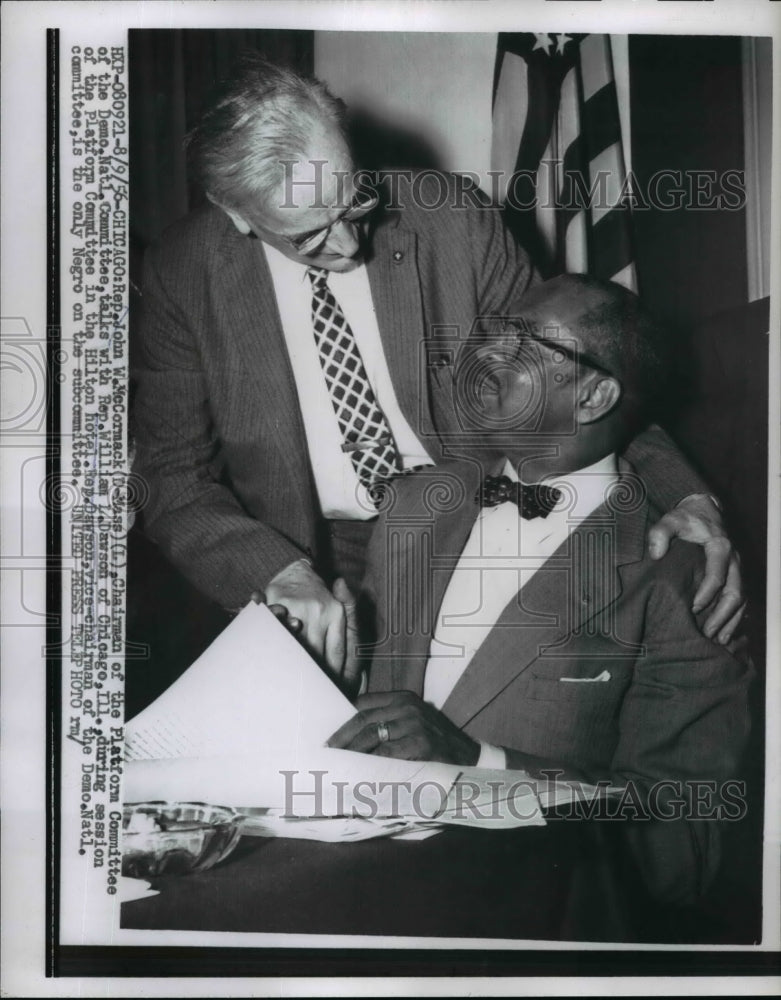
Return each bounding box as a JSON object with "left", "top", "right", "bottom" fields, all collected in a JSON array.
[
  {"left": 623, "top": 426, "right": 744, "bottom": 642},
  {"left": 469, "top": 184, "right": 541, "bottom": 315}
]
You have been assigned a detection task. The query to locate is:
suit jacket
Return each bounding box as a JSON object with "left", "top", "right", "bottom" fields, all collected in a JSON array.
[
  {"left": 363, "top": 458, "right": 752, "bottom": 905},
  {"left": 132, "top": 173, "right": 710, "bottom": 609}
]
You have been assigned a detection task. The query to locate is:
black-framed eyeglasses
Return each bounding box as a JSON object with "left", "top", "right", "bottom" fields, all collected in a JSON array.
[
  {"left": 477, "top": 320, "right": 618, "bottom": 382},
  {"left": 267, "top": 187, "right": 380, "bottom": 256}
]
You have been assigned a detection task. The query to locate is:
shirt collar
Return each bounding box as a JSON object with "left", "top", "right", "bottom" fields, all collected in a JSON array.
[{"left": 261, "top": 240, "right": 367, "bottom": 289}]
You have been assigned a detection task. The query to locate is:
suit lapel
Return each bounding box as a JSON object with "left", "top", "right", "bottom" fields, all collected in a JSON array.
[
  {"left": 214, "top": 228, "right": 314, "bottom": 500},
  {"left": 368, "top": 217, "right": 442, "bottom": 455},
  {"left": 441, "top": 476, "right": 649, "bottom": 728},
  {"left": 380, "top": 461, "right": 486, "bottom": 694}
]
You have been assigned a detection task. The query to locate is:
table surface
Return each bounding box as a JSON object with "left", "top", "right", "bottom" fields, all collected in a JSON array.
[{"left": 121, "top": 819, "right": 636, "bottom": 941}]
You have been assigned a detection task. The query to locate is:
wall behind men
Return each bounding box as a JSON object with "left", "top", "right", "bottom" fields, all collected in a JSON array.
[
  {"left": 315, "top": 31, "right": 496, "bottom": 180},
  {"left": 315, "top": 32, "right": 633, "bottom": 193}
]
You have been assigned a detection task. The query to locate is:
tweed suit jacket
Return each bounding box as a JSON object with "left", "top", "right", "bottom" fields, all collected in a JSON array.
[
  {"left": 132, "top": 174, "right": 710, "bottom": 609},
  {"left": 364, "top": 458, "right": 752, "bottom": 903}
]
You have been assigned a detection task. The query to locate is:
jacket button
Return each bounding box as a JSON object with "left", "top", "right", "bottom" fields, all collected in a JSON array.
[{"left": 392, "top": 250, "right": 404, "bottom": 263}]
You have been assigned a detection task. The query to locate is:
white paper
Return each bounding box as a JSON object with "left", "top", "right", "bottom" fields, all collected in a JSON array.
[
  {"left": 125, "top": 602, "right": 356, "bottom": 760},
  {"left": 124, "top": 747, "right": 452, "bottom": 812},
  {"left": 123, "top": 607, "right": 546, "bottom": 828},
  {"left": 124, "top": 749, "right": 546, "bottom": 828}
]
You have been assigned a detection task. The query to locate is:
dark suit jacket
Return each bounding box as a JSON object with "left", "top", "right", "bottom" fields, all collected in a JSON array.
[
  {"left": 363, "top": 458, "right": 752, "bottom": 904},
  {"left": 132, "top": 174, "right": 710, "bottom": 609}
]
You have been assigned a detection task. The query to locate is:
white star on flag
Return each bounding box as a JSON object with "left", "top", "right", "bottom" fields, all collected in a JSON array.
[
  {"left": 532, "top": 33, "right": 553, "bottom": 55},
  {"left": 556, "top": 34, "right": 573, "bottom": 55}
]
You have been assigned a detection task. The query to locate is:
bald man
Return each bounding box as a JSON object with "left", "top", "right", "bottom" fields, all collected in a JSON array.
[{"left": 330, "top": 275, "right": 752, "bottom": 905}]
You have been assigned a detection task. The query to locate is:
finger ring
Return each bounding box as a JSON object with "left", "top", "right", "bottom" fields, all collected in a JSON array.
[{"left": 376, "top": 721, "right": 390, "bottom": 743}]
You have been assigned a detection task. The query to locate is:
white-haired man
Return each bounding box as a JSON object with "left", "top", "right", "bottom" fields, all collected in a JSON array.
[{"left": 132, "top": 55, "right": 743, "bottom": 677}]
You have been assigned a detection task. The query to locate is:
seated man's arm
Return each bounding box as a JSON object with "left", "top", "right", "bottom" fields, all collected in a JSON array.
[
  {"left": 624, "top": 424, "right": 744, "bottom": 641},
  {"left": 334, "top": 529, "right": 752, "bottom": 906},
  {"left": 507, "top": 544, "right": 753, "bottom": 905}
]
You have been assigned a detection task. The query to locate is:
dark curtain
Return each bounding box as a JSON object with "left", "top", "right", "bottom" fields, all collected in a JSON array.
[
  {"left": 129, "top": 28, "right": 314, "bottom": 251},
  {"left": 629, "top": 35, "right": 767, "bottom": 654},
  {"left": 126, "top": 29, "right": 314, "bottom": 719},
  {"left": 629, "top": 35, "right": 766, "bottom": 944}
]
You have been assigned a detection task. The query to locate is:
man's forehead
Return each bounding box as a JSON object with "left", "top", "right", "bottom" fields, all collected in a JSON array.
[
  {"left": 263, "top": 146, "right": 355, "bottom": 224},
  {"left": 287, "top": 127, "right": 354, "bottom": 188}
]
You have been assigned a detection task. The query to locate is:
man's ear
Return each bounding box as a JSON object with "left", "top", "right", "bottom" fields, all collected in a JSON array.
[
  {"left": 575, "top": 374, "right": 622, "bottom": 425},
  {"left": 209, "top": 195, "right": 252, "bottom": 236}
]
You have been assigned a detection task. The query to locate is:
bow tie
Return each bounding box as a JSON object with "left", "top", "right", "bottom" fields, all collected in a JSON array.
[{"left": 475, "top": 474, "right": 562, "bottom": 520}]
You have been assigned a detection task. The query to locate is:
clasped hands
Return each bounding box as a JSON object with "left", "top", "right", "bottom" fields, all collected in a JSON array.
[
  {"left": 262, "top": 557, "right": 362, "bottom": 686},
  {"left": 262, "top": 562, "right": 477, "bottom": 765}
]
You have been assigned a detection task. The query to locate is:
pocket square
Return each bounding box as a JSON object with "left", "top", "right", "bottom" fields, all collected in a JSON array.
[{"left": 559, "top": 670, "right": 611, "bottom": 683}]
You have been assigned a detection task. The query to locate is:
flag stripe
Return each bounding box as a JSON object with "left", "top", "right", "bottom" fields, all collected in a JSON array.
[
  {"left": 491, "top": 52, "right": 528, "bottom": 202},
  {"left": 610, "top": 262, "right": 638, "bottom": 291},
  {"left": 581, "top": 83, "right": 623, "bottom": 162},
  {"left": 590, "top": 140, "right": 626, "bottom": 226},
  {"left": 580, "top": 34, "right": 612, "bottom": 103},
  {"left": 590, "top": 206, "right": 634, "bottom": 281},
  {"left": 565, "top": 209, "right": 588, "bottom": 273},
  {"left": 515, "top": 56, "right": 562, "bottom": 174},
  {"left": 557, "top": 134, "right": 586, "bottom": 240},
  {"left": 492, "top": 32, "right": 637, "bottom": 290}
]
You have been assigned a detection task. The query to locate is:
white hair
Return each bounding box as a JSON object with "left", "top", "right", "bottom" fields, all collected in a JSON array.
[{"left": 185, "top": 53, "right": 347, "bottom": 215}]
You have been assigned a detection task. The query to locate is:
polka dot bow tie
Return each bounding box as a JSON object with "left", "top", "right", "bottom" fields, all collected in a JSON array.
[{"left": 475, "top": 474, "right": 562, "bottom": 520}]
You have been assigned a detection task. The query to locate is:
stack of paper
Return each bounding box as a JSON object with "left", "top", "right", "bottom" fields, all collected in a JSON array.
[{"left": 124, "top": 602, "right": 548, "bottom": 834}]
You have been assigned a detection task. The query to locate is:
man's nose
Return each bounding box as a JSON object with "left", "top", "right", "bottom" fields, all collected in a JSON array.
[{"left": 326, "top": 219, "right": 360, "bottom": 258}]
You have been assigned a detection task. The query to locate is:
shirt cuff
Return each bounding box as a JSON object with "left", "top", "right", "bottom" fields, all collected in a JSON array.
[{"left": 476, "top": 741, "right": 507, "bottom": 770}]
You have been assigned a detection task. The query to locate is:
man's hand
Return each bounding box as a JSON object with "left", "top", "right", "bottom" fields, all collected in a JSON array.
[
  {"left": 327, "top": 691, "right": 480, "bottom": 766},
  {"left": 265, "top": 559, "right": 349, "bottom": 676},
  {"left": 647, "top": 493, "right": 745, "bottom": 644}
]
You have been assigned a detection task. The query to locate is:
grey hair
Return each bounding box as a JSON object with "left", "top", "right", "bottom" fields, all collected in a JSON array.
[{"left": 185, "top": 53, "right": 347, "bottom": 215}]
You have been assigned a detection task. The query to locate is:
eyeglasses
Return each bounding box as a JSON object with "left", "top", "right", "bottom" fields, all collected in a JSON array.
[
  {"left": 271, "top": 187, "right": 380, "bottom": 256},
  {"left": 477, "top": 321, "right": 618, "bottom": 382}
]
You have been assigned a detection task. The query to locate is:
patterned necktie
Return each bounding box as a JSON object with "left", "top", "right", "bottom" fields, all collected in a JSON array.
[
  {"left": 475, "top": 474, "right": 562, "bottom": 520},
  {"left": 307, "top": 267, "right": 402, "bottom": 502}
]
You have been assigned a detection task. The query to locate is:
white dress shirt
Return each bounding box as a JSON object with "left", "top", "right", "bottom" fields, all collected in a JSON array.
[
  {"left": 263, "top": 243, "right": 433, "bottom": 520},
  {"left": 424, "top": 454, "right": 619, "bottom": 768}
]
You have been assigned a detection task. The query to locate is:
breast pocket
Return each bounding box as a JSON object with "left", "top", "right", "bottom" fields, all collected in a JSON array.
[
  {"left": 519, "top": 665, "right": 629, "bottom": 764},
  {"left": 526, "top": 665, "right": 628, "bottom": 704}
]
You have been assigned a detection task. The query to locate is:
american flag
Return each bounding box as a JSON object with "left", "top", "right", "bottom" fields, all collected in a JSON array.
[{"left": 492, "top": 32, "right": 637, "bottom": 292}]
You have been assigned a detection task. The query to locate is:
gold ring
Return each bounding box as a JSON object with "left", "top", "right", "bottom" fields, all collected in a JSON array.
[{"left": 376, "top": 722, "right": 390, "bottom": 743}]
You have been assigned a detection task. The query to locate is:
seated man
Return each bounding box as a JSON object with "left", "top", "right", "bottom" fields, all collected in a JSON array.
[{"left": 329, "top": 274, "right": 752, "bottom": 906}]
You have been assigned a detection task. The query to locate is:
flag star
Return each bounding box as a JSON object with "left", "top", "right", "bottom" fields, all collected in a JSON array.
[
  {"left": 532, "top": 33, "right": 553, "bottom": 56},
  {"left": 556, "top": 33, "right": 573, "bottom": 55}
]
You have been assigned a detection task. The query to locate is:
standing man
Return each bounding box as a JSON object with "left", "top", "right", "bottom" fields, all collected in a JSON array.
[{"left": 132, "top": 54, "right": 742, "bottom": 676}]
